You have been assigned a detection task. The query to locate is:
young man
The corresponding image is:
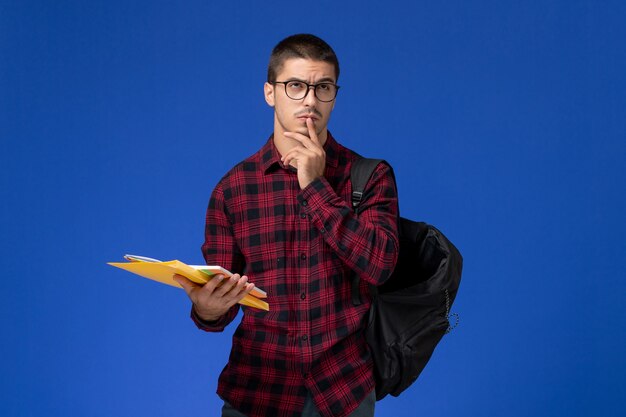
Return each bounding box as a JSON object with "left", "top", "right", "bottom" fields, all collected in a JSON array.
[{"left": 175, "top": 34, "right": 399, "bottom": 417}]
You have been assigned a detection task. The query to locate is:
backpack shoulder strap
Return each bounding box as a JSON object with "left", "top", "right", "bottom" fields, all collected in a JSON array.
[
  {"left": 350, "top": 157, "right": 386, "bottom": 305},
  {"left": 351, "top": 158, "right": 385, "bottom": 212}
]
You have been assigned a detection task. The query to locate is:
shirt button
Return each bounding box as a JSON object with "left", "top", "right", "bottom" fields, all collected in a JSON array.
[
  {"left": 320, "top": 227, "right": 326, "bottom": 234},
  {"left": 300, "top": 253, "right": 306, "bottom": 260},
  {"left": 303, "top": 373, "right": 309, "bottom": 378},
  {"left": 301, "top": 200, "right": 308, "bottom": 207},
  {"left": 300, "top": 213, "right": 307, "bottom": 219},
  {"left": 302, "top": 335, "right": 308, "bottom": 341},
  {"left": 300, "top": 293, "right": 306, "bottom": 300}
]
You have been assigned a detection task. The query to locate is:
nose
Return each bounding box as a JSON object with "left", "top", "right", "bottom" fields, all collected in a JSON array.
[{"left": 303, "top": 85, "right": 317, "bottom": 106}]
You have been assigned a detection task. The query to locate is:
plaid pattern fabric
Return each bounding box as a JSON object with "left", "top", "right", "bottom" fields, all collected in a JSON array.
[{"left": 193, "top": 132, "right": 399, "bottom": 417}]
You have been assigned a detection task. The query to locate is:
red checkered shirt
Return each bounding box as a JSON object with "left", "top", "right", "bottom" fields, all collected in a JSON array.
[{"left": 192, "top": 132, "right": 399, "bottom": 417}]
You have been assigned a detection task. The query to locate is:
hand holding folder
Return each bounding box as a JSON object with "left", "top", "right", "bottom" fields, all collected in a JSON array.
[{"left": 108, "top": 254, "right": 269, "bottom": 311}]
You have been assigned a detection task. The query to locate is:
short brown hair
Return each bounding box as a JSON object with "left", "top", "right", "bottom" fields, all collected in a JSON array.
[{"left": 267, "top": 34, "right": 340, "bottom": 83}]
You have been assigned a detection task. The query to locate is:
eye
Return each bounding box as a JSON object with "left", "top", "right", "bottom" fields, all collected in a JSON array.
[
  {"left": 318, "top": 83, "right": 331, "bottom": 91},
  {"left": 287, "top": 81, "right": 304, "bottom": 90}
]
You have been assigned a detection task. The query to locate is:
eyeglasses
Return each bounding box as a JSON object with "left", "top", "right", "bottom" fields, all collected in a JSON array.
[{"left": 271, "top": 80, "right": 340, "bottom": 102}]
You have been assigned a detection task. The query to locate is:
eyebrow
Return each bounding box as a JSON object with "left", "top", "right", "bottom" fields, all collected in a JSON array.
[{"left": 284, "top": 77, "right": 337, "bottom": 84}]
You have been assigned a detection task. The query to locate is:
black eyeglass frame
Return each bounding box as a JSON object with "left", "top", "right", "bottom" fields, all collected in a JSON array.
[{"left": 271, "top": 80, "right": 341, "bottom": 102}]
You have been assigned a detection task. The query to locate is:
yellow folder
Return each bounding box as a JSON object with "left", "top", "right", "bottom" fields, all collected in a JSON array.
[{"left": 108, "top": 258, "right": 269, "bottom": 311}]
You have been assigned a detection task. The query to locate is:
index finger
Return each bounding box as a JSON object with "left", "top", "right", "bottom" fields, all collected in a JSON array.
[{"left": 306, "top": 117, "right": 320, "bottom": 144}]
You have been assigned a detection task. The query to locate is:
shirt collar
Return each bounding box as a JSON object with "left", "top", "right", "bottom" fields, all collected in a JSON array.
[{"left": 261, "top": 131, "right": 340, "bottom": 174}]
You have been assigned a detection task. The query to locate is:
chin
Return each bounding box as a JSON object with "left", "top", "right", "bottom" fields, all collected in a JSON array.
[{"left": 294, "top": 125, "right": 310, "bottom": 134}]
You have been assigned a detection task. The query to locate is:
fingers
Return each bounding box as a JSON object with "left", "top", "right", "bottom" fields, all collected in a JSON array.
[
  {"left": 176, "top": 272, "right": 256, "bottom": 320},
  {"left": 284, "top": 132, "right": 317, "bottom": 150},
  {"left": 212, "top": 274, "right": 249, "bottom": 298},
  {"left": 281, "top": 145, "right": 317, "bottom": 168},
  {"left": 220, "top": 280, "right": 256, "bottom": 309},
  {"left": 305, "top": 117, "right": 319, "bottom": 143},
  {"left": 283, "top": 118, "right": 322, "bottom": 167},
  {"left": 284, "top": 118, "right": 320, "bottom": 148},
  {"left": 174, "top": 273, "right": 224, "bottom": 301},
  {"left": 196, "top": 274, "right": 253, "bottom": 311}
]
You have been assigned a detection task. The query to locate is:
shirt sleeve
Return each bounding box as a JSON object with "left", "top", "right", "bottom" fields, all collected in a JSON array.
[
  {"left": 298, "top": 162, "right": 399, "bottom": 286},
  {"left": 193, "top": 181, "right": 245, "bottom": 332},
  {"left": 191, "top": 303, "right": 239, "bottom": 332}
]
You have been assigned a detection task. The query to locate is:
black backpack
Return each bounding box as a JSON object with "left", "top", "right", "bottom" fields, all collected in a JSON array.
[{"left": 350, "top": 158, "right": 463, "bottom": 401}]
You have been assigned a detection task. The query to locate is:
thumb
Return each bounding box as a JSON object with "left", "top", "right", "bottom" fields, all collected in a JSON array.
[{"left": 173, "top": 274, "right": 196, "bottom": 296}]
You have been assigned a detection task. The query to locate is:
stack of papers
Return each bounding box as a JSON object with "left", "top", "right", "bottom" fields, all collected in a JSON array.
[{"left": 108, "top": 254, "right": 269, "bottom": 311}]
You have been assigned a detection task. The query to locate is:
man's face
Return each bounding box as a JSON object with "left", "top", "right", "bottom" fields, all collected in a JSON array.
[{"left": 264, "top": 58, "right": 337, "bottom": 142}]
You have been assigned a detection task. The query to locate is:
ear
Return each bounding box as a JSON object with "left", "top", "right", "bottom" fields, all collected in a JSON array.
[{"left": 264, "top": 82, "right": 275, "bottom": 107}]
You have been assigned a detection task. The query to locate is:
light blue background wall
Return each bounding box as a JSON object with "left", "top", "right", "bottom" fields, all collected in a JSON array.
[{"left": 1, "top": 1, "right": 625, "bottom": 416}]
